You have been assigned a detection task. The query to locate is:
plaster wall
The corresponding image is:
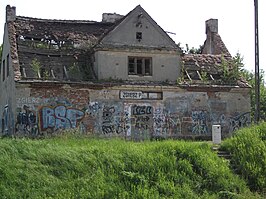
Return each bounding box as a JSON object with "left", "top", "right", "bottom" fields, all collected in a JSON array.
[
  {"left": 0, "top": 23, "right": 16, "bottom": 135},
  {"left": 95, "top": 50, "right": 180, "bottom": 82}
]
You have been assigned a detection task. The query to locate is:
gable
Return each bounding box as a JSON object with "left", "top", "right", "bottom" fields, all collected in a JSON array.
[{"left": 101, "top": 5, "right": 178, "bottom": 49}]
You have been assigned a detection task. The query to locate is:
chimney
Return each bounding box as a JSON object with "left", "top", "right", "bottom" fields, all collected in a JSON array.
[
  {"left": 205, "top": 19, "right": 218, "bottom": 34},
  {"left": 102, "top": 13, "right": 124, "bottom": 23},
  {"left": 6, "top": 5, "right": 16, "bottom": 22},
  {"left": 203, "top": 19, "right": 218, "bottom": 54}
]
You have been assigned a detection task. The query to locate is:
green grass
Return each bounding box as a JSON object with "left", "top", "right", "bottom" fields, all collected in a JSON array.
[
  {"left": 0, "top": 132, "right": 262, "bottom": 198},
  {"left": 221, "top": 122, "right": 266, "bottom": 192}
]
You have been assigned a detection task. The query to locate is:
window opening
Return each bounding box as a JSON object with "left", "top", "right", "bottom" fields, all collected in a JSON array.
[
  {"left": 128, "top": 57, "right": 152, "bottom": 76},
  {"left": 128, "top": 58, "right": 135, "bottom": 74},
  {"left": 136, "top": 32, "right": 142, "bottom": 41},
  {"left": 137, "top": 59, "right": 142, "bottom": 74}
]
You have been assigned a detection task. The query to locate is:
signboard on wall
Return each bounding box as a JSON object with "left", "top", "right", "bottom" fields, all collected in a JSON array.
[
  {"left": 120, "top": 91, "right": 143, "bottom": 99},
  {"left": 119, "top": 91, "right": 163, "bottom": 100}
]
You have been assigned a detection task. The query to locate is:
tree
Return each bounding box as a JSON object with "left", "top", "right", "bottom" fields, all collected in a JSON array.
[
  {"left": 216, "top": 52, "right": 266, "bottom": 121},
  {"left": 241, "top": 69, "right": 266, "bottom": 121}
]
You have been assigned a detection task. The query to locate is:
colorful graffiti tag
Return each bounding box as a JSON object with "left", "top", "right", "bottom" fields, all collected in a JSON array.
[
  {"left": 12, "top": 96, "right": 251, "bottom": 138},
  {"left": 40, "top": 105, "right": 85, "bottom": 130}
]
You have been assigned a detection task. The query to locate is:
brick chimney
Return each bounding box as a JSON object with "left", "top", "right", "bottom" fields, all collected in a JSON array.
[
  {"left": 203, "top": 19, "right": 218, "bottom": 54},
  {"left": 6, "top": 5, "right": 16, "bottom": 22}
]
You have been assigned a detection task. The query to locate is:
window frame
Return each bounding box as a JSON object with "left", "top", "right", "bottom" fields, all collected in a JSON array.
[{"left": 128, "top": 57, "right": 152, "bottom": 76}]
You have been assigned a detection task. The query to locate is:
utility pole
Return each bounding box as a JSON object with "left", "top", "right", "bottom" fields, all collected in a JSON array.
[{"left": 254, "top": 0, "right": 260, "bottom": 123}]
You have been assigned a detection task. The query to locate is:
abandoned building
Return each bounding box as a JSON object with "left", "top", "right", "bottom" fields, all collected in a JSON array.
[{"left": 0, "top": 5, "right": 251, "bottom": 139}]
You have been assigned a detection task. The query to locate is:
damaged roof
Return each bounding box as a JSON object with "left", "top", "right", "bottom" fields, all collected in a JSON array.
[
  {"left": 181, "top": 19, "right": 249, "bottom": 87},
  {"left": 14, "top": 16, "right": 114, "bottom": 44},
  {"left": 4, "top": 5, "right": 249, "bottom": 87},
  {"left": 182, "top": 54, "right": 250, "bottom": 87},
  {"left": 6, "top": 5, "right": 119, "bottom": 81}
]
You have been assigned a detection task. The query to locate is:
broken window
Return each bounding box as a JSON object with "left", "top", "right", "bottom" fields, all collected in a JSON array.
[
  {"left": 136, "top": 32, "right": 142, "bottom": 41},
  {"left": 128, "top": 57, "right": 152, "bottom": 76}
]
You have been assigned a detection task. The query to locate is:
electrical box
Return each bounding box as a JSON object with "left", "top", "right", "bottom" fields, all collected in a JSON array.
[{"left": 212, "top": 125, "right": 221, "bottom": 144}]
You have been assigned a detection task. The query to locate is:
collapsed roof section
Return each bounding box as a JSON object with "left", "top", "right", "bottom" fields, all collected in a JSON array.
[
  {"left": 182, "top": 54, "right": 225, "bottom": 82},
  {"left": 6, "top": 5, "right": 118, "bottom": 81}
]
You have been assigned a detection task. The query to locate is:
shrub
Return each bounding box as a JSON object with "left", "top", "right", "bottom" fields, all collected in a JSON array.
[{"left": 221, "top": 122, "right": 266, "bottom": 191}]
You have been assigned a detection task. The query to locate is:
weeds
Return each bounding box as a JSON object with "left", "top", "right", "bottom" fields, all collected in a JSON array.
[
  {"left": 0, "top": 135, "right": 262, "bottom": 198},
  {"left": 221, "top": 122, "right": 266, "bottom": 192}
]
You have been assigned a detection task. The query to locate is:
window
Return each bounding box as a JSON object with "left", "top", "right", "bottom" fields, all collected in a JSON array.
[
  {"left": 2, "top": 59, "right": 5, "bottom": 81},
  {"left": 136, "top": 32, "right": 142, "bottom": 41},
  {"left": 6, "top": 54, "right": 9, "bottom": 77},
  {"left": 128, "top": 57, "right": 152, "bottom": 76}
]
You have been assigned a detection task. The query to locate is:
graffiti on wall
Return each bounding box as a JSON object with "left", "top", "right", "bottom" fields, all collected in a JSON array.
[
  {"left": 131, "top": 105, "right": 153, "bottom": 131},
  {"left": 40, "top": 105, "right": 85, "bottom": 130},
  {"left": 2, "top": 105, "right": 9, "bottom": 134},
  {"left": 229, "top": 112, "right": 251, "bottom": 133},
  {"left": 153, "top": 107, "right": 165, "bottom": 136},
  {"left": 17, "top": 97, "right": 41, "bottom": 105},
  {"left": 192, "top": 111, "right": 208, "bottom": 134},
  {"left": 86, "top": 102, "right": 101, "bottom": 117},
  {"left": 153, "top": 107, "right": 181, "bottom": 136},
  {"left": 124, "top": 105, "right": 131, "bottom": 136},
  {"left": 16, "top": 105, "right": 39, "bottom": 135},
  {"left": 102, "top": 106, "right": 115, "bottom": 134},
  {"left": 12, "top": 94, "right": 250, "bottom": 138},
  {"left": 165, "top": 113, "right": 181, "bottom": 135}
]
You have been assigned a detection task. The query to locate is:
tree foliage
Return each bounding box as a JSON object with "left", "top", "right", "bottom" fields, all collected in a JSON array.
[
  {"left": 217, "top": 53, "right": 266, "bottom": 121},
  {"left": 241, "top": 69, "right": 266, "bottom": 121},
  {"left": 177, "top": 43, "right": 203, "bottom": 54},
  {"left": 220, "top": 53, "right": 245, "bottom": 84}
]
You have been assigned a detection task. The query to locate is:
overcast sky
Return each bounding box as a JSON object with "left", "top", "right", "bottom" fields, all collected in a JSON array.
[{"left": 1, "top": 0, "right": 265, "bottom": 73}]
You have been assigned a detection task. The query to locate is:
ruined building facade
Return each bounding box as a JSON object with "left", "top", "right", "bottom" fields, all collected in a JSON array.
[{"left": 0, "top": 5, "right": 250, "bottom": 139}]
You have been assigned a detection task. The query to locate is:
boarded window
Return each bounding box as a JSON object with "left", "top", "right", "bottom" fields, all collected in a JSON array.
[{"left": 128, "top": 57, "right": 152, "bottom": 76}]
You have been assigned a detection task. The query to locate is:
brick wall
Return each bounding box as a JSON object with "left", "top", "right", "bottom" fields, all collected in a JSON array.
[{"left": 13, "top": 82, "right": 251, "bottom": 139}]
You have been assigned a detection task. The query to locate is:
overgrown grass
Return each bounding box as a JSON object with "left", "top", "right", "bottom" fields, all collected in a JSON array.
[
  {"left": 221, "top": 122, "right": 266, "bottom": 192},
  {"left": 0, "top": 133, "right": 261, "bottom": 198}
]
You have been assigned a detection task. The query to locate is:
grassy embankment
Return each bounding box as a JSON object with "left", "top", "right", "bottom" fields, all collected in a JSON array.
[{"left": 1, "top": 123, "right": 266, "bottom": 198}]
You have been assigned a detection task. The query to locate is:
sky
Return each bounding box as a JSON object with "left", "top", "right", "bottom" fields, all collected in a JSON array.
[{"left": 1, "top": 0, "right": 265, "bottom": 73}]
